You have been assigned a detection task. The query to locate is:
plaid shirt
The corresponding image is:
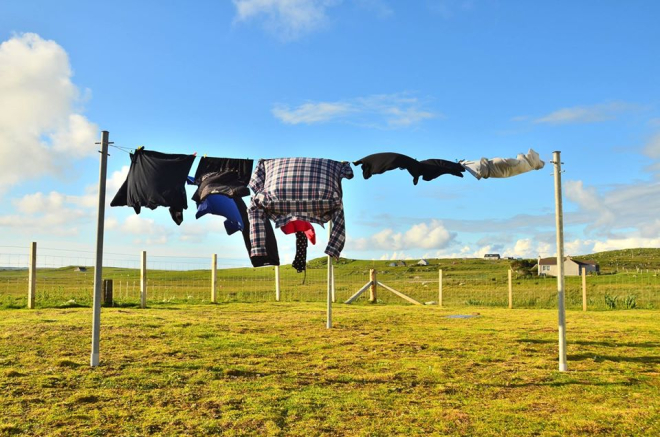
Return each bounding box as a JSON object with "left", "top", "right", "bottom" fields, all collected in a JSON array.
[{"left": 248, "top": 158, "right": 353, "bottom": 258}]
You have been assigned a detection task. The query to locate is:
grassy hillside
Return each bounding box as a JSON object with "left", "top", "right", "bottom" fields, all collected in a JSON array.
[{"left": 573, "top": 248, "right": 660, "bottom": 273}]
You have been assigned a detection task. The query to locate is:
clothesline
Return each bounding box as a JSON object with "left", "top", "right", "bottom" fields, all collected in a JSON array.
[{"left": 110, "top": 149, "right": 545, "bottom": 275}]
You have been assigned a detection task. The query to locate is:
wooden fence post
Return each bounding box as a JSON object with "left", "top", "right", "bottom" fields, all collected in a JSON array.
[
  {"left": 331, "top": 263, "right": 336, "bottom": 303},
  {"left": 140, "top": 251, "right": 147, "bottom": 308},
  {"left": 582, "top": 267, "right": 587, "bottom": 311},
  {"left": 102, "top": 279, "right": 113, "bottom": 306},
  {"left": 508, "top": 269, "right": 513, "bottom": 309},
  {"left": 369, "top": 269, "right": 377, "bottom": 303},
  {"left": 211, "top": 254, "right": 217, "bottom": 303},
  {"left": 28, "top": 241, "right": 36, "bottom": 309},
  {"left": 438, "top": 269, "right": 443, "bottom": 307},
  {"left": 275, "top": 265, "right": 281, "bottom": 302}
]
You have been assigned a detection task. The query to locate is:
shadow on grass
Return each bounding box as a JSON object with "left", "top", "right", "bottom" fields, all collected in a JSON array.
[
  {"left": 567, "top": 353, "right": 660, "bottom": 363},
  {"left": 517, "top": 338, "right": 660, "bottom": 348},
  {"left": 494, "top": 379, "right": 643, "bottom": 388}
]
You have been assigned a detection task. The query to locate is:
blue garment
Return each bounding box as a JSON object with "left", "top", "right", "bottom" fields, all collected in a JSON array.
[{"left": 195, "top": 194, "right": 244, "bottom": 235}]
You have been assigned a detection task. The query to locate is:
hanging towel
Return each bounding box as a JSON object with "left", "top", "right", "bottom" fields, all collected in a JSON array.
[
  {"left": 461, "top": 149, "right": 545, "bottom": 180},
  {"left": 110, "top": 148, "right": 195, "bottom": 225}
]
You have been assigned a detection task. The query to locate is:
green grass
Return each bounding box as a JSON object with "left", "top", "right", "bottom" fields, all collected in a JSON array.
[
  {"left": 1, "top": 303, "right": 659, "bottom": 436},
  {"left": 1, "top": 249, "right": 659, "bottom": 310}
]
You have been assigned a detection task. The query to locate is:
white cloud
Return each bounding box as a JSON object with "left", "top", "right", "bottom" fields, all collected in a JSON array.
[
  {"left": 379, "top": 251, "right": 412, "bottom": 261},
  {"left": 565, "top": 178, "right": 660, "bottom": 234},
  {"left": 272, "top": 102, "right": 354, "bottom": 124},
  {"left": 273, "top": 93, "right": 436, "bottom": 128},
  {"left": 531, "top": 102, "right": 636, "bottom": 125},
  {"left": 0, "top": 190, "right": 95, "bottom": 236},
  {"left": 0, "top": 33, "right": 98, "bottom": 193},
  {"left": 348, "top": 220, "right": 455, "bottom": 252},
  {"left": 592, "top": 237, "right": 660, "bottom": 252},
  {"left": 643, "top": 133, "right": 660, "bottom": 159},
  {"left": 233, "top": 0, "right": 340, "bottom": 40},
  {"left": 121, "top": 215, "right": 167, "bottom": 237},
  {"left": 564, "top": 180, "right": 615, "bottom": 228}
]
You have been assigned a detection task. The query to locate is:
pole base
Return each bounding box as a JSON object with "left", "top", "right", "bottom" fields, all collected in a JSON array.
[
  {"left": 559, "top": 362, "right": 568, "bottom": 372},
  {"left": 90, "top": 353, "right": 99, "bottom": 367}
]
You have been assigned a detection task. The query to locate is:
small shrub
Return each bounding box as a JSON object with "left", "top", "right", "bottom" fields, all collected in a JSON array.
[
  {"left": 623, "top": 295, "right": 637, "bottom": 309},
  {"left": 604, "top": 294, "right": 618, "bottom": 309}
]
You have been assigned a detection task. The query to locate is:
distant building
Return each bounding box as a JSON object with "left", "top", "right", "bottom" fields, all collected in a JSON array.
[
  {"left": 74, "top": 267, "right": 88, "bottom": 273},
  {"left": 537, "top": 256, "right": 599, "bottom": 277},
  {"left": 484, "top": 254, "right": 500, "bottom": 260},
  {"left": 388, "top": 261, "right": 407, "bottom": 267},
  {"left": 417, "top": 259, "right": 429, "bottom": 266}
]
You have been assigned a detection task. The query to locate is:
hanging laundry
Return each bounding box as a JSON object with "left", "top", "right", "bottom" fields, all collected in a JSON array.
[
  {"left": 195, "top": 194, "right": 244, "bottom": 235},
  {"left": 353, "top": 152, "right": 422, "bottom": 184},
  {"left": 248, "top": 158, "right": 353, "bottom": 262},
  {"left": 292, "top": 232, "right": 308, "bottom": 274},
  {"left": 235, "top": 197, "right": 280, "bottom": 267},
  {"left": 418, "top": 159, "right": 465, "bottom": 181},
  {"left": 190, "top": 156, "right": 279, "bottom": 267},
  {"left": 461, "top": 149, "right": 545, "bottom": 180},
  {"left": 110, "top": 148, "right": 195, "bottom": 225},
  {"left": 281, "top": 220, "right": 316, "bottom": 245},
  {"left": 191, "top": 157, "right": 254, "bottom": 200}
]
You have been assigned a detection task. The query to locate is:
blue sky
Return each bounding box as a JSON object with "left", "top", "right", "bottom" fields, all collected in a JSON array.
[{"left": 1, "top": 0, "right": 659, "bottom": 266}]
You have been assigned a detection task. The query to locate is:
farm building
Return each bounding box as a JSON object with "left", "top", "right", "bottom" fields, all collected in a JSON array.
[
  {"left": 417, "top": 259, "right": 429, "bottom": 266},
  {"left": 388, "top": 261, "right": 407, "bottom": 267},
  {"left": 74, "top": 267, "right": 87, "bottom": 272},
  {"left": 484, "top": 254, "right": 501, "bottom": 260},
  {"left": 537, "top": 256, "right": 599, "bottom": 276}
]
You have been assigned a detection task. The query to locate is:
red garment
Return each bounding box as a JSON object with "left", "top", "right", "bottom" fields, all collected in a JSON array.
[{"left": 281, "top": 220, "right": 316, "bottom": 245}]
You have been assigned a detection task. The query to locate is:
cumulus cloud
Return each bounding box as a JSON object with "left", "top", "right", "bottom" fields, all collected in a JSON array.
[
  {"left": 0, "top": 33, "right": 98, "bottom": 193},
  {"left": 120, "top": 215, "right": 169, "bottom": 245},
  {"left": 348, "top": 220, "right": 455, "bottom": 253},
  {"left": 565, "top": 178, "right": 660, "bottom": 234},
  {"left": 0, "top": 189, "right": 96, "bottom": 236},
  {"left": 233, "top": 0, "right": 340, "bottom": 40},
  {"left": 273, "top": 93, "right": 436, "bottom": 128},
  {"left": 531, "top": 102, "right": 637, "bottom": 125}
]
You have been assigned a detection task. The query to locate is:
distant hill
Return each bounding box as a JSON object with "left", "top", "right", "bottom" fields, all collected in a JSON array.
[
  {"left": 572, "top": 248, "right": 660, "bottom": 273},
  {"left": 306, "top": 248, "right": 660, "bottom": 276},
  {"left": 0, "top": 267, "right": 27, "bottom": 271}
]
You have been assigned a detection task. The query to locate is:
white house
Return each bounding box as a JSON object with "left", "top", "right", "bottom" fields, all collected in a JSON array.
[
  {"left": 417, "top": 259, "right": 429, "bottom": 266},
  {"left": 537, "top": 256, "right": 599, "bottom": 277}
]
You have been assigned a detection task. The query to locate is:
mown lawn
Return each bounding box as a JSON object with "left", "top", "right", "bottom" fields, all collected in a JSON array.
[{"left": 1, "top": 303, "right": 659, "bottom": 436}]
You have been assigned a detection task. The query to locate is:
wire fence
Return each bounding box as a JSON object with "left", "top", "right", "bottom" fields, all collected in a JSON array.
[{"left": 1, "top": 246, "right": 659, "bottom": 310}]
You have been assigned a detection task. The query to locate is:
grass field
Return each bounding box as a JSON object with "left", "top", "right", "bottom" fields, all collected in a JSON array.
[{"left": 1, "top": 303, "right": 659, "bottom": 436}]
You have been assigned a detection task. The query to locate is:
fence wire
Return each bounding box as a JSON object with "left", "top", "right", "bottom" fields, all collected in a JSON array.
[{"left": 1, "top": 247, "right": 659, "bottom": 310}]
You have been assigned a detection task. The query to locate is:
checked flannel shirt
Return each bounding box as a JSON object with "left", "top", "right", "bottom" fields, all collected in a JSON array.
[{"left": 248, "top": 158, "right": 353, "bottom": 259}]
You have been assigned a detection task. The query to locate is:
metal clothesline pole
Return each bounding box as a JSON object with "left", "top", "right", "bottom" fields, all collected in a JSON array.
[
  {"left": 327, "top": 221, "right": 333, "bottom": 329},
  {"left": 91, "top": 130, "right": 110, "bottom": 367},
  {"left": 553, "top": 150, "right": 568, "bottom": 372}
]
